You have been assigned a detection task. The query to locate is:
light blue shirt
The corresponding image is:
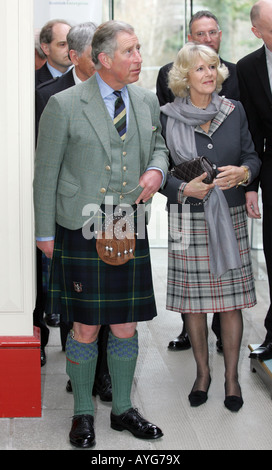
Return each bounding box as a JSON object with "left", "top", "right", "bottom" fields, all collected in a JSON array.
[
  {"left": 46, "top": 62, "right": 72, "bottom": 78},
  {"left": 95, "top": 72, "right": 130, "bottom": 122}
]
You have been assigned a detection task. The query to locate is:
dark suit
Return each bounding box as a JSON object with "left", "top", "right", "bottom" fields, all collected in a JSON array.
[
  {"left": 156, "top": 58, "right": 240, "bottom": 106},
  {"left": 36, "top": 69, "right": 75, "bottom": 121},
  {"left": 237, "top": 45, "right": 272, "bottom": 343},
  {"left": 33, "top": 63, "right": 55, "bottom": 355},
  {"left": 35, "top": 62, "right": 54, "bottom": 87}
]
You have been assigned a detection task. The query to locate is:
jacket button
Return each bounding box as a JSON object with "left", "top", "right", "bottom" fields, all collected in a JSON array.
[
  {"left": 105, "top": 165, "right": 111, "bottom": 171},
  {"left": 123, "top": 166, "right": 127, "bottom": 171},
  {"left": 123, "top": 181, "right": 127, "bottom": 186},
  {"left": 207, "top": 143, "right": 213, "bottom": 149},
  {"left": 123, "top": 151, "right": 127, "bottom": 156},
  {"left": 100, "top": 188, "right": 106, "bottom": 193}
]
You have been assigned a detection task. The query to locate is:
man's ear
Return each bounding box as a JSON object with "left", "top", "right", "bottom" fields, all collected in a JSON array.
[
  {"left": 40, "top": 42, "right": 50, "bottom": 57},
  {"left": 69, "top": 49, "right": 79, "bottom": 66},
  {"left": 98, "top": 52, "right": 112, "bottom": 69},
  {"left": 251, "top": 26, "right": 262, "bottom": 40}
]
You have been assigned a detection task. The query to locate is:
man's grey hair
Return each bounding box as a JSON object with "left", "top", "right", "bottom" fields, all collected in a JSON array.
[
  {"left": 67, "top": 22, "right": 97, "bottom": 55},
  {"left": 189, "top": 10, "right": 220, "bottom": 34},
  {"left": 91, "top": 20, "right": 135, "bottom": 69}
]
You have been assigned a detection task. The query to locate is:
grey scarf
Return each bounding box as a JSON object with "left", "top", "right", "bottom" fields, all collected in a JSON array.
[{"left": 161, "top": 93, "right": 241, "bottom": 278}]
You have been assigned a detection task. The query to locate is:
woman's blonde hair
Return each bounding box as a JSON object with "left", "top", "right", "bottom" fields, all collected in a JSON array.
[{"left": 168, "top": 42, "right": 229, "bottom": 98}]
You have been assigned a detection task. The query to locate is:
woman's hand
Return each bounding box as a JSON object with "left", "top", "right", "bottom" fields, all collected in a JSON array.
[
  {"left": 214, "top": 165, "right": 247, "bottom": 190},
  {"left": 183, "top": 172, "right": 215, "bottom": 200}
]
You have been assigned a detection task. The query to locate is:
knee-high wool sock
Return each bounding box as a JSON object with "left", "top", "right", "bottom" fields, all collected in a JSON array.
[
  {"left": 107, "top": 330, "right": 138, "bottom": 415},
  {"left": 66, "top": 334, "right": 98, "bottom": 416}
]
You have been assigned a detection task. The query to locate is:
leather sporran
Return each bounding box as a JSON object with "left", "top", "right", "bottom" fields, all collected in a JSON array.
[
  {"left": 172, "top": 156, "right": 216, "bottom": 184},
  {"left": 96, "top": 214, "right": 135, "bottom": 266}
]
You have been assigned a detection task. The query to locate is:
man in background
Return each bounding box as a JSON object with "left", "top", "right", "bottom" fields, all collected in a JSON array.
[{"left": 35, "top": 19, "right": 72, "bottom": 86}]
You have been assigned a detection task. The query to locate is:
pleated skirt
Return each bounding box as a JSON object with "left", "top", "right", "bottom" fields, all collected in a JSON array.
[
  {"left": 166, "top": 204, "right": 256, "bottom": 314},
  {"left": 46, "top": 221, "right": 157, "bottom": 326}
]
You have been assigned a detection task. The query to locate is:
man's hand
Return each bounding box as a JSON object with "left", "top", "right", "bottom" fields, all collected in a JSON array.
[
  {"left": 36, "top": 240, "right": 55, "bottom": 259},
  {"left": 135, "top": 169, "right": 163, "bottom": 204},
  {"left": 245, "top": 191, "right": 261, "bottom": 219}
]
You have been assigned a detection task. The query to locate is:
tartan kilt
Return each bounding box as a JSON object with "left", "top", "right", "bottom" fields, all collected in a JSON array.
[
  {"left": 167, "top": 204, "right": 256, "bottom": 314},
  {"left": 46, "top": 220, "right": 157, "bottom": 326}
]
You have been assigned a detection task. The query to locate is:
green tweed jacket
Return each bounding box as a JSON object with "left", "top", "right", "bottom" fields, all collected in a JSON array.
[{"left": 33, "top": 74, "right": 169, "bottom": 238}]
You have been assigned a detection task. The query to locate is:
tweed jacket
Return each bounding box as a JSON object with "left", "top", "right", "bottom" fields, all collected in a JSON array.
[{"left": 33, "top": 74, "right": 169, "bottom": 238}]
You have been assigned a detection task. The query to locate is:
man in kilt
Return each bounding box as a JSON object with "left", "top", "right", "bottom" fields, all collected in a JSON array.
[{"left": 33, "top": 20, "right": 169, "bottom": 448}]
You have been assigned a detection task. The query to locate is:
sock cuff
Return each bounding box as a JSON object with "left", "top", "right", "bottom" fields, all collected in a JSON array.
[
  {"left": 66, "top": 334, "right": 98, "bottom": 364},
  {"left": 107, "top": 331, "right": 138, "bottom": 360}
]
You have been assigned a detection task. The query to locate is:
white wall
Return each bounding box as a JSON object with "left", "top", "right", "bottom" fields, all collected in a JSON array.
[
  {"left": 0, "top": 0, "right": 35, "bottom": 335},
  {"left": 34, "top": 0, "right": 103, "bottom": 28}
]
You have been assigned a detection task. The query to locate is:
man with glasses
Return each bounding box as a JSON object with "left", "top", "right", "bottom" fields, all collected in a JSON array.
[
  {"left": 157, "top": 10, "right": 240, "bottom": 106},
  {"left": 156, "top": 10, "right": 240, "bottom": 352}
]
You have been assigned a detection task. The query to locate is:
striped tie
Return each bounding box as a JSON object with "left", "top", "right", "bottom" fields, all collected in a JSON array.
[{"left": 113, "top": 90, "right": 126, "bottom": 141}]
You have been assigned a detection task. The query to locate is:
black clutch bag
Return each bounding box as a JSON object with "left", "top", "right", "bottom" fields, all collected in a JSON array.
[{"left": 172, "top": 156, "right": 217, "bottom": 184}]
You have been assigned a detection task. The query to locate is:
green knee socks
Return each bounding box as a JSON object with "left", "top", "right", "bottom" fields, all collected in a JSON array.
[
  {"left": 107, "top": 331, "right": 139, "bottom": 415},
  {"left": 66, "top": 334, "right": 98, "bottom": 416}
]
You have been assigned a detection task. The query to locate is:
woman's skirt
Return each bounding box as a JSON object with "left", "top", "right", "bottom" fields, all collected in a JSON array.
[
  {"left": 46, "top": 220, "right": 157, "bottom": 326},
  {"left": 167, "top": 204, "right": 256, "bottom": 314}
]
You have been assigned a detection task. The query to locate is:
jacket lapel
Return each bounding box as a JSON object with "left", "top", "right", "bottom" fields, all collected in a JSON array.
[
  {"left": 80, "top": 75, "right": 112, "bottom": 161},
  {"left": 255, "top": 46, "right": 272, "bottom": 103},
  {"left": 127, "top": 86, "right": 152, "bottom": 160}
]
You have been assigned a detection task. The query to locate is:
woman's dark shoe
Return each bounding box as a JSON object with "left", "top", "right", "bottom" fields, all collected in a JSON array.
[
  {"left": 224, "top": 383, "right": 243, "bottom": 412},
  {"left": 188, "top": 376, "right": 211, "bottom": 407},
  {"left": 224, "top": 395, "right": 243, "bottom": 412}
]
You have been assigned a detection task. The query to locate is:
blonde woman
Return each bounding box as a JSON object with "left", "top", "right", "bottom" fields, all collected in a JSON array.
[{"left": 161, "top": 43, "right": 261, "bottom": 411}]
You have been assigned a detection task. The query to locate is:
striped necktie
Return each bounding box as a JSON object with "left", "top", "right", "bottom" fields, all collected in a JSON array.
[{"left": 113, "top": 90, "right": 126, "bottom": 141}]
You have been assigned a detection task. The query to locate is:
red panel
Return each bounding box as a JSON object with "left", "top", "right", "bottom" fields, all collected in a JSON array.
[{"left": 0, "top": 328, "right": 41, "bottom": 417}]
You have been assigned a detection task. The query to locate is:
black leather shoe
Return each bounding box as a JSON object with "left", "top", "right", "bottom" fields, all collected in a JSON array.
[
  {"left": 93, "top": 374, "right": 112, "bottom": 402},
  {"left": 69, "top": 414, "right": 95, "bottom": 448},
  {"left": 249, "top": 342, "right": 272, "bottom": 361},
  {"left": 45, "top": 313, "right": 60, "bottom": 327},
  {"left": 111, "top": 408, "right": 163, "bottom": 440},
  {"left": 66, "top": 379, "right": 72, "bottom": 393},
  {"left": 168, "top": 333, "right": 191, "bottom": 351},
  {"left": 41, "top": 347, "right": 46, "bottom": 367}
]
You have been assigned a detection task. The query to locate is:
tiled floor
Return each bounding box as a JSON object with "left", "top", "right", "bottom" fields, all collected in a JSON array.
[{"left": 1, "top": 202, "right": 271, "bottom": 451}]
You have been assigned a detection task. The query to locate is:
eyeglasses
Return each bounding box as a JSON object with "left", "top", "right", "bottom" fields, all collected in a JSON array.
[{"left": 195, "top": 30, "right": 221, "bottom": 38}]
